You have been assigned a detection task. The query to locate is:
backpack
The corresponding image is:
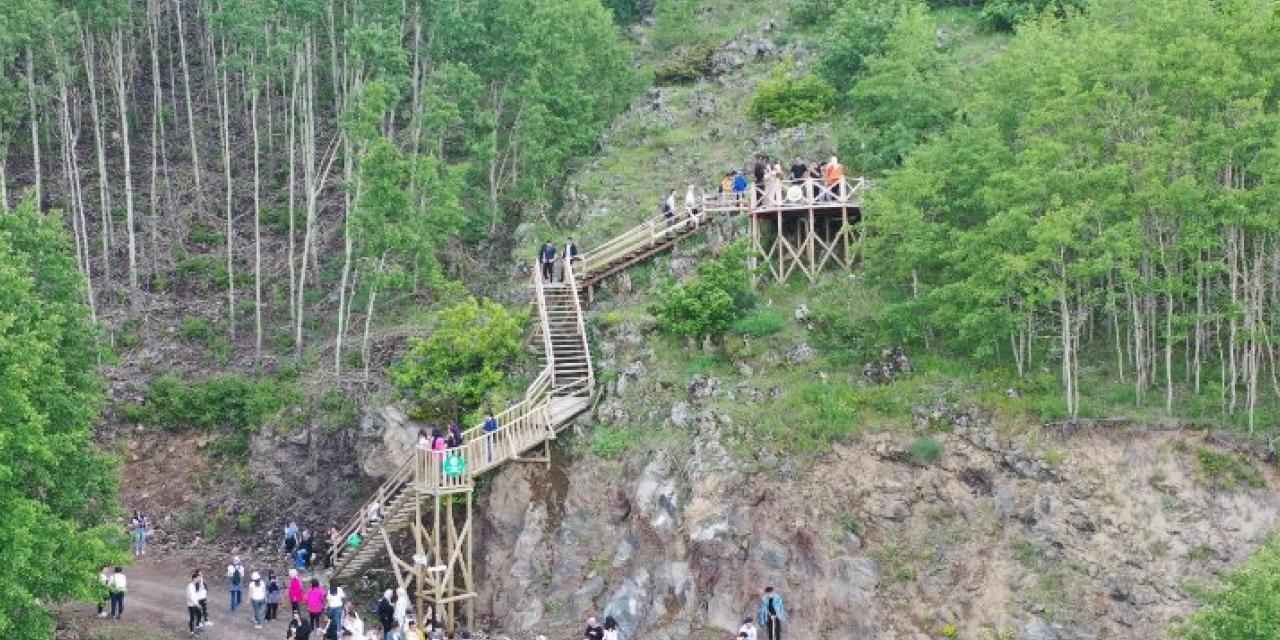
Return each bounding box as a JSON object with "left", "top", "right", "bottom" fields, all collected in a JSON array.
[{"left": 231, "top": 567, "right": 242, "bottom": 587}]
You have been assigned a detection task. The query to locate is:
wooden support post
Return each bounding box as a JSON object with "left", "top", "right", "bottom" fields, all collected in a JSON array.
[
  {"left": 465, "top": 490, "right": 475, "bottom": 631},
  {"left": 807, "top": 207, "right": 816, "bottom": 283},
  {"left": 842, "top": 205, "right": 851, "bottom": 269},
  {"left": 775, "top": 210, "right": 783, "bottom": 285},
  {"left": 750, "top": 213, "right": 759, "bottom": 288}
]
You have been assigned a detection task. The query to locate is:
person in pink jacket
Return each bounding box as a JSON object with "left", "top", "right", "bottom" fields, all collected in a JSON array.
[
  {"left": 288, "top": 569, "right": 305, "bottom": 614},
  {"left": 305, "top": 578, "right": 326, "bottom": 627}
]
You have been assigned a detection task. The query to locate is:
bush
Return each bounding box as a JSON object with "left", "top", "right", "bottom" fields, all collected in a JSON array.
[
  {"left": 790, "top": 0, "right": 845, "bottom": 27},
  {"left": 981, "top": 0, "right": 1087, "bottom": 31},
  {"left": 749, "top": 69, "right": 836, "bottom": 128},
  {"left": 129, "top": 373, "right": 300, "bottom": 433},
  {"left": 731, "top": 307, "right": 787, "bottom": 338},
  {"left": 817, "top": 0, "right": 908, "bottom": 93},
  {"left": 654, "top": 43, "right": 717, "bottom": 85},
  {"left": 1195, "top": 448, "right": 1264, "bottom": 491},
  {"left": 392, "top": 297, "right": 526, "bottom": 420},
  {"left": 1180, "top": 536, "right": 1280, "bottom": 639},
  {"left": 179, "top": 317, "right": 215, "bottom": 344},
  {"left": 590, "top": 427, "right": 641, "bottom": 459},
  {"left": 909, "top": 436, "right": 943, "bottom": 464},
  {"left": 651, "top": 242, "right": 754, "bottom": 341}
]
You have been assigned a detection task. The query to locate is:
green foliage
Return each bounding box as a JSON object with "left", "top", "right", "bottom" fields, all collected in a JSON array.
[
  {"left": 731, "top": 307, "right": 787, "bottom": 338},
  {"left": 838, "top": 2, "right": 958, "bottom": 172},
  {"left": 817, "top": 0, "right": 909, "bottom": 93},
  {"left": 0, "top": 198, "right": 122, "bottom": 639},
  {"left": 790, "top": 0, "right": 846, "bottom": 28},
  {"left": 392, "top": 297, "right": 526, "bottom": 420},
  {"left": 654, "top": 42, "right": 717, "bottom": 85},
  {"left": 1180, "top": 536, "right": 1280, "bottom": 639},
  {"left": 652, "top": 0, "right": 700, "bottom": 49},
  {"left": 179, "top": 317, "right": 215, "bottom": 343},
  {"left": 129, "top": 373, "right": 299, "bottom": 435},
  {"left": 590, "top": 426, "right": 641, "bottom": 459},
  {"left": 1194, "top": 448, "right": 1265, "bottom": 491},
  {"left": 651, "top": 242, "right": 755, "bottom": 341},
  {"left": 602, "top": 0, "right": 648, "bottom": 24},
  {"left": 980, "top": 0, "right": 1087, "bottom": 31},
  {"left": 909, "top": 436, "right": 944, "bottom": 464},
  {"left": 810, "top": 278, "right": 888, "bottom": 364},
  {"left": 749, "top": 67, "right": 836, "bottom": 128}
]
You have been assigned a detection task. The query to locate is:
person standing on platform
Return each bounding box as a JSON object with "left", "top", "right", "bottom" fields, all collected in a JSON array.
[
  {"left": 483, "top": 409, "right": 499, "bottom": 463},
  {"left": 720, "top": 171, "right": 734, "bottom": 197},
  {"left": 563, "top": 237, "right": 580, "bottom": 279},
  {"left": 685, "top": 185, "right": 700, "bottom": 218},
  {"left": 733, "top": 170, "right": 749, "bottom": 203},
  {"left": 539, "top": 241, "right": 557, "bottom": 283},
  {"left": 823, "top": 156, "right": 845, "bottom": 201},
  {"left": 756, "top": 586, "right": 787, "bottom": 640}
]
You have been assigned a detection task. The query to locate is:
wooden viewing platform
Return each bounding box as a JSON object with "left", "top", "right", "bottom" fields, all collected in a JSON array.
[{"left": 330, "top": 171, "right": 868, "bottom": 633}]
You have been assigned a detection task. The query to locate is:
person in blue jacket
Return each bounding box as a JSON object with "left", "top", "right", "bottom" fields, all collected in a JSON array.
[
  {"left": 756, "top": 586, "right": 786, "bottom": 640},
  {"left": 732, "top": 170, "right": 749, "bottom": 202}
]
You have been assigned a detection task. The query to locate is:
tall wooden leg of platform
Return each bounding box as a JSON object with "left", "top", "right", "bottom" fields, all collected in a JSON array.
[
  {"left": 750, "top": 213, "right": 759, "bottom": 288},
  {"left": 807, "top": 208, "right": 816, "bottom": 283},
  {"left": 842, "top": 206, "right": 852, "bottom": 269},
  {"left": 775, "top": 210, "right": 783, "bottom": 285}
]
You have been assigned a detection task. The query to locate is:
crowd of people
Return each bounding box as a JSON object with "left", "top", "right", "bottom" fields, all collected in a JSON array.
[
  {"left": 575, "top": 586, "right": 786, "bottom": 640},
  {"left": 172, "top": 547, "right": 455, "bottom": 639}
]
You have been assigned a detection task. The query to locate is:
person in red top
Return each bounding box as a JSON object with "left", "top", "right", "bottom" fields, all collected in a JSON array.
[
  {"left": 288, "top": 569, "right": 305, "bottom": 613},
  {"left": 306, "top": 578, "right": 326, "bottom": 627}
]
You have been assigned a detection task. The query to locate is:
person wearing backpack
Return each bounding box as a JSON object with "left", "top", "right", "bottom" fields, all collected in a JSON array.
[
  {"left": 482, "top": 410, "right": 498, "bottom": 463},
  {"left": 107, "top": 566, "right": 127, "bottom": 620},
  {"left": 226, "top": 557, "right": 246, "bottom": 612},
  {"left": 250, "top": 572, "right": 269, "bottom": 628},
  {"left": 755, "top": 586, "right": 786, "bottom": 640}
]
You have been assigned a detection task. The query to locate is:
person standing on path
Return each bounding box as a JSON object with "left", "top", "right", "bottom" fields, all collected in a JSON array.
[
  {"left": 739, "top": 617, "right": 758, "bottom": 640},
  {"left": 325, "top": 583, "right": 346, "bottom": 632},
  {"left": 250, "top": 571, "right": 268, "bottom": 628},
  {"left": 376, "top": 590, "right": 395, "bottom": 639},
  {"left": 187, "top": 572, "right": 204, "bottom": 636},
  {"left": 130, "top": 512, "right": 149, "bottom": 557},
  {"left": 108, "top": 566, "right": 127, "bottom": 620},
  {"left": 602, "top": 616, "right": 620, "bottom": 640},
  {"left": 97, "top": 566, "right": 111, "bottom": 618},
  {"left": 289, "top": 569, "right": 305, "bottom": 614},
  {"left": 227, "top": 557, "right": 246, "bottom": 612},
  {"left": 267, "top": 572, "right": 282, "bottom": 621},
  {"left": 756, "top": 586, "right": 786, "bottom": 640},
  {"left": 583, "top": 616, "right": 604, "bottom": 640},
  {"left": 195, "top": 571, "right": 211, "bottom": 629},
  {"left": 306, "top": 579, "right": 326, "bottom": 627}
]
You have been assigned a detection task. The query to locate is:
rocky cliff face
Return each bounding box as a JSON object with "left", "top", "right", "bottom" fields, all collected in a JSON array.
[{"left": 456, "top": 383, "right": 1279, "bottom": 640}]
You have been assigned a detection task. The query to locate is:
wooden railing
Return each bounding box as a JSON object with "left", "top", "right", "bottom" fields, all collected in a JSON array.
[
  {"left": 562, "top": 258, "right": 594, "bottom": 392},
  {"left": 330, "top": 258, "right": 595, "bottom": 572}
]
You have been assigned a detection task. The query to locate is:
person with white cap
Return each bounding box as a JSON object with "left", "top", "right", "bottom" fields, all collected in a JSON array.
[
  {"left": 249, "top": 571, "right": 268, "bottom": 628},
  {"left": 226, "top": 556, "right": 245, "bottom": 612}
]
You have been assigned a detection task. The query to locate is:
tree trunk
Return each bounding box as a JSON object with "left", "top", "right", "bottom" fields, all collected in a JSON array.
[
  {"left": 251, "top": 65, "right": 263, "bottom": 367},
  {"left": 110, "top": 28, "right": 139, "bottom": 290},
  {"left": 173, "top": 0, "right": 203, "bottom": 199},
  {"left": 362, "top": 253, "right": 386, "bottom": 380},
  {"left": 26, "top": 47, "right": 42, "bottom": 207},
  {"left": 80, "top": 30, "right": 114, "bottom": 300},
  {"left": 219, "top": 38, "right": 235, "bottom": 340}
]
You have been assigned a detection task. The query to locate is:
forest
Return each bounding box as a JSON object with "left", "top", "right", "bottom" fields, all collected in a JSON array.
[{"left": 4, "top": 0, "right": 1280, "bottom": 637}]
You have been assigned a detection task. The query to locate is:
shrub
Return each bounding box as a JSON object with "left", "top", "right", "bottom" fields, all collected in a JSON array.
[
  {"left": 749, "top": 69, "right": 836, "bottom": 128},
  {"left": 1180, "top": 536, "right": 1280, "bottom": 639},
  {"left": 1195, "top": 448, "right": 1264, "bottom": 490},
  {"left": 817, "top": 0, "right": 908, "bottom": 93},
  {"left": 129, "top": 373, "right": 300, "bottom": 433},
  {"left": 731, "top": 307, "right": 787, "bottom": 338},
  {"left": 179, "top": 317, "right": 215, "bottom": 344},
  {"left": 392, "top": 297, "right": 526, "bottom": 420},
  {"left": 909, "top": 436, "right": 943, "bottom": 464},
  {"left": 651, "top": 242, "right": 754, "bottom": 341},
  {"left": 654, "top": 43, "right": 717, "bottom": 85},
  {"left": 981, "top": 0, "right": 1087, "bottom": 31},
  {"left": 590, "top": 427, "right": 640, "bottom": 459},
  {"left": 790, "top": 0, "right": 845, "bottom": 27}
]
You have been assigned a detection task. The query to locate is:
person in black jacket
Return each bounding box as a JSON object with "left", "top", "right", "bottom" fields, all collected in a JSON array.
[
  {"left": 377, "top": 590, "right": 396, "bottom": 635},
  {"left": 539, "top": 241, "right": 557, "bottom": 283}
]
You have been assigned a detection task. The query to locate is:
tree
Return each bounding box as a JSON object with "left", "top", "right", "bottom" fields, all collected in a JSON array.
[
  {"left": 0, "top": 198, "right": 121, "bottom": 639},
  {"left": 392, "top": 297, "right": 526, "bottom": 420}
]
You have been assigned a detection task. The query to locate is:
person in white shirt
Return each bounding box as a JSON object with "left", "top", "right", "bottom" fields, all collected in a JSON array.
[
  {"left": 739, "top": 617, "right": 758, "bottom": 640},
  {"left": 249, "top": 571, "right": 268, "bottom": 628},
  {"left": 326, "top": 584, "right": 346, "bottom": 632},
  {"left": 186, "top": 573, "right": 203, "bottom": 636},
  {"left": 685, "top": 185, "right": 700, "bottom": 218},
  {"left": 108, "top": 567, "right": 127, "bottom": 620},
  {"left": 194, "top": 572, "right": 211, "bottom": 628}
]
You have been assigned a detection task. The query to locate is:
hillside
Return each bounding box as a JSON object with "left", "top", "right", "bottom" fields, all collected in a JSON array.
[{"left": 2, "top": 0, "right": 1280, "bottom": 639}]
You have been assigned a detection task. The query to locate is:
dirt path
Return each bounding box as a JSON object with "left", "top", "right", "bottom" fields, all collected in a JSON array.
[{"left": 65, "top": 553, "right": 313, "bottom": 640}]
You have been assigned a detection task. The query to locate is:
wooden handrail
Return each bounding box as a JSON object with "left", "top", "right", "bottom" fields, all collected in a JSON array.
[
  {"left": 562, "top": 259, "right": 594, "bottom": 392},
  {"left": 532, "top": 264, "right": 557, "bottom": 387}
]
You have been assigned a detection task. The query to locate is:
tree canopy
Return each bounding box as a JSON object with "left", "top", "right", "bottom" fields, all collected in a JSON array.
[{"left": 0, "top": 198, "right": 121, "bottom": 639}]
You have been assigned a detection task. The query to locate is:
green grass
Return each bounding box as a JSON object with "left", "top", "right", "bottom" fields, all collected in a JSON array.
[
  {"left": 909, "top": 436, "right": 943, "bottom": 465},
  {"left": 731, "top": 307, "right": 788, "bottom": 338},
  {"left": 1194, "top": 448, "right": 1265, "bottom": 490}
]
